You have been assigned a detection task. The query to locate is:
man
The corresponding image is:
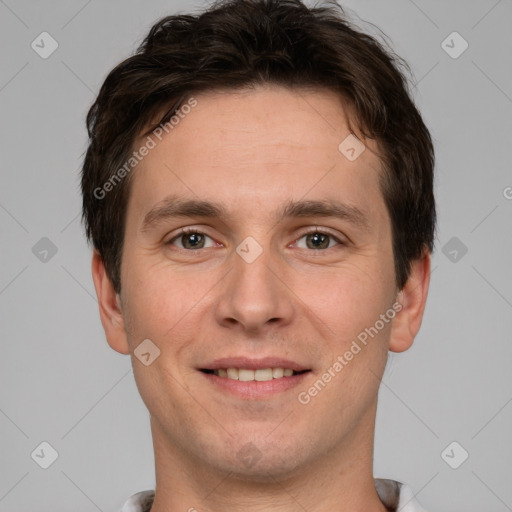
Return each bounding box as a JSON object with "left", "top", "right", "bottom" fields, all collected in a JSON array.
[{"left": 81, "top": 0, "right": 435, "bottom": 510}]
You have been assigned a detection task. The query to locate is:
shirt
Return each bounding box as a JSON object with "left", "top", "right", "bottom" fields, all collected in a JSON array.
[{"left": 119, "top": 478, "right": 429, "bottom": 511}]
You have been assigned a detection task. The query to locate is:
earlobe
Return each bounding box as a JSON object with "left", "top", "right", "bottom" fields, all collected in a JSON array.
[
  {"left": 388, "top": 249, "right": 431, "bottom": 353},
  {"left": 91, "top": 250, "right": 131, "bottom": 355}
]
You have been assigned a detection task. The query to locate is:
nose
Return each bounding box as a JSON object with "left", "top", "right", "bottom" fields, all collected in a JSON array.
[{"left": 214, "top": 241, "right": 295, "bottom": 333}]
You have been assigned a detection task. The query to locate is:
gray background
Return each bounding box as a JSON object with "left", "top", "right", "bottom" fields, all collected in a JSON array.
[{"left": 1, "top": 0, "right": 511, "bottom": 511}]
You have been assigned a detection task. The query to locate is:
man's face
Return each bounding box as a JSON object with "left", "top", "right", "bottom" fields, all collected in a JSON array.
[{"left": 113, "top": 85, "right": 400, "bottom": 477}]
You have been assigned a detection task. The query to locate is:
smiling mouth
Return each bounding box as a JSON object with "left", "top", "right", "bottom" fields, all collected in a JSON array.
[{"left": 200, "top": 368, "right": 310, "bottom": 381}]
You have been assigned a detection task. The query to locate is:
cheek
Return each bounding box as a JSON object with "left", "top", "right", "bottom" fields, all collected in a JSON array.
[
  {"left": 297, "top": 259, "right": 393, "bottom": 339},
  {"left": 123, "top": 286, "right": 184, "bottom": 342},
  {"left": 121, "top": 257, "right": 218, "bottom": 350},
  {"left": 299, "top": 268, "right": 392, "bottom": 418}
]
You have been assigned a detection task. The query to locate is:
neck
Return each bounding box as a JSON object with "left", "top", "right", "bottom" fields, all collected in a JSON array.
[{"left": 148, "top": 403, "right": 388, "bottom": 512}]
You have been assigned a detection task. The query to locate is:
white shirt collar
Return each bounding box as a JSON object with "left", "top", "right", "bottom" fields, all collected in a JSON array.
[{"left": 119, "top": 478, "right": 428, "bottom": 511}]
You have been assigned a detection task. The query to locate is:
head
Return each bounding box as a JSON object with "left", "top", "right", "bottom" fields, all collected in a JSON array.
[{"left": 83, "top": 0, "right": 435, "bottom": 480}]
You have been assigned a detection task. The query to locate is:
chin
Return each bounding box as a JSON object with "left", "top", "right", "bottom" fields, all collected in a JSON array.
[{"left": 214, "top": 437, "right": 310, "bottom": 483}]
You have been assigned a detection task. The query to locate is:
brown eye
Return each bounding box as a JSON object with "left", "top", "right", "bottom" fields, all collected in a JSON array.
[
  {"left": 306, "top": 232, "right": 330, "bottom": 249},
  {"left": 181, "top": 232, "right": 205, "bottom": 249},
  {"left": 167, "top": 229, "right": 216, "bottom": 250},
  {"left": 295, "top": 230, "right": 343, "bottom": 250}
]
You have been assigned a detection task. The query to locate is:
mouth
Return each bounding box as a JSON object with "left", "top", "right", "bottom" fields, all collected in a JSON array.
[
  {"left": 200, "top": 368, "right": 310, "bottom": 381},
  {"left": 197, "top": 358, "right": 312, "bottom": 399}
]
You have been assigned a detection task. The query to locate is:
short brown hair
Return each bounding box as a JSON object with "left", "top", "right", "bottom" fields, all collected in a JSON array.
[{"left": 81, "top": 0, "right": 436, "bottom": 294}]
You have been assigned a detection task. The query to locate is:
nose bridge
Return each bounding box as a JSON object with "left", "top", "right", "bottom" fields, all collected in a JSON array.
[{"left": 215, "top": 235, "right": 293, "bottom": 331}]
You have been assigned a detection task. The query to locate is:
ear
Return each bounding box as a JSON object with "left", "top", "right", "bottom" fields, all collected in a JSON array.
[
  {"left": 388, "top": 249, "right": 431, "bottom": 353},
  {"left": 91, "top": 250, "right": 130, "bottom": 355}
]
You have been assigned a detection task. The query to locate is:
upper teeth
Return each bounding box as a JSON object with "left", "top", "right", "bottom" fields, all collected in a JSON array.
[{"left": 215, "top": 368, "right": 295, "bottom": 381}]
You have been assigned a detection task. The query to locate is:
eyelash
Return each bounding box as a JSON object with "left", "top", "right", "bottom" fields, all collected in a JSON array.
[{"left": 166, "top": 227, "right": 345, "bottom": 251}]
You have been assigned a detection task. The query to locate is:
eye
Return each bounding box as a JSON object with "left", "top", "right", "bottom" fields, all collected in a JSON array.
[
  {"left": 166, "top": 227, "right": 344, "bottom": 251},
  {"left": 293, "top": 229, "right": 344, "bottom": 250},
  {"left": 167, "top": 228, "right": 218, "bottom": 250}
]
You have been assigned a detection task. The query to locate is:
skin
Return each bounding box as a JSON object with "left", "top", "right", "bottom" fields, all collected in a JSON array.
[{"left": 92, "top": 84, "right": 431, "bottom": 512}]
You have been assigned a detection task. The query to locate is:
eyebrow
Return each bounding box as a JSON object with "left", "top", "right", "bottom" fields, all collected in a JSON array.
[{"left": 140, "top": 194, "right": 371, "bottom": 233}]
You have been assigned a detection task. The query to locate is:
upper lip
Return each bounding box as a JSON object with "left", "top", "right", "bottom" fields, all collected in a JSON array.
[{"left": 200, "top": 357, "right": 310, "bottom": 371}]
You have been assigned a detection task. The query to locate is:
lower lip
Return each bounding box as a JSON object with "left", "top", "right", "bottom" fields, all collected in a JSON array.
[{"left": 199, "top": 371, "right": 311, "bottom": 399}]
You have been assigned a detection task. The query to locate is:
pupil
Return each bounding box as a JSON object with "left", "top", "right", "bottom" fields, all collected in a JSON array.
[
  {"left": 185, "top": 233, "right": 203, "bottom": 249},
  {"left": 309, "top": 232, "right": 328, "bottom": 249}
]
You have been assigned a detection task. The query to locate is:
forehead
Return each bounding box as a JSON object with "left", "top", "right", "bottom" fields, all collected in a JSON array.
[
  {"left": 156, "top": 85, "right": 364, "bottom": 163},
  {"left": 127, "top": 85, "right": 386, "bottom": 227}
]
